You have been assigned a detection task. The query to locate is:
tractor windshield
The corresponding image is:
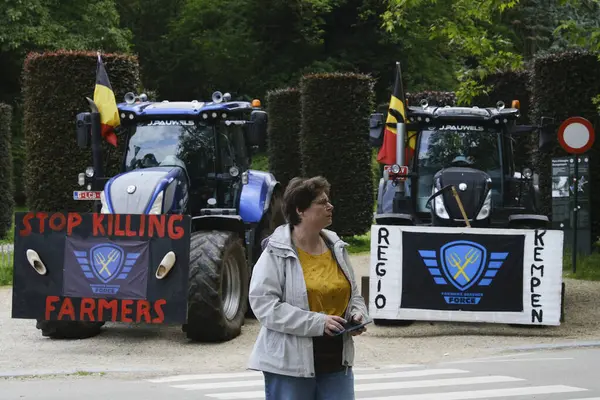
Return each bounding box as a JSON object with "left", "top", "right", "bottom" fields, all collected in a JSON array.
[
  {"left": 414, "top": 127, "right": 502, "bottom": 212},
  {"left": 417, "top": 128, "right": 501, "bottom": 173},
  {"left": 124, "top": 120, "right": 216, "bottom": 172}
]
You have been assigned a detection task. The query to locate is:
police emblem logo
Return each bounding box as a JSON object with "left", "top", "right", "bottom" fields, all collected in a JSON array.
[
  {"left": 419, "top": 240, "right": 509, "bottom": 306},
  {"left": 440, "top": 241, "right": 486, "bottom": 291},
  {"left": 74, "top": 243, "right": 142, "bottom": 295}
]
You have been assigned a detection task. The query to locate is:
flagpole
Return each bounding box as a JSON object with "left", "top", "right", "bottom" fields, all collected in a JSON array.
[{"left": 395, "top": 62, "right": 406, "bottom": 196}]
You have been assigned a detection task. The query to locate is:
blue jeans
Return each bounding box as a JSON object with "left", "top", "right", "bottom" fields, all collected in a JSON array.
[{"left": 263, "top": 368, "right": 355, "bottom": 400}]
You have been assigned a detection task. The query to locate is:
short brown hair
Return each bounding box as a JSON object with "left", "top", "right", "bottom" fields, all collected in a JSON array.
[{"left": 283, "top": 176, "right": 330, "bottom": 226}]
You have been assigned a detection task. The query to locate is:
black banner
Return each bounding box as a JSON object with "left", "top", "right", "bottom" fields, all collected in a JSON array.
[
  {"left": 401, "top": 231, "right": 524, "bottom": 312},
  {"left": 11, "top": 212, "right": 191, "bottom": 324}
]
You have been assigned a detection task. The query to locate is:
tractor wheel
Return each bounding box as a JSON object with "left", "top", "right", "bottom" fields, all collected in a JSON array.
[
  {"left": 257, "top": 188, "right": 286, "bottom": 249},
  {"left": 183, "top": 230, "right": 249, "bottom": 342},
  {"left": 35, "top": 320, "right": 104, "bottom": 339}
]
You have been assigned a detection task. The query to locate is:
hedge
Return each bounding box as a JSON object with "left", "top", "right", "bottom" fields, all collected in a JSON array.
[
  {"left": 472, "top": 69, "right": 533, "bottom": 169},
  {"left": 0, "top": 104, "right": 14, "bottom": 239},
  {"left": 529, "top": 50, "right": 600, "bottom": 239},
  {"left": 22, "top": 50, "right": 140, "bottom": 212},
  {"left": 266, "top": 88, "right": 302, "bottom": 189},
  {"left": 300, "top": 72, "right": 375, "bottom": 237}
]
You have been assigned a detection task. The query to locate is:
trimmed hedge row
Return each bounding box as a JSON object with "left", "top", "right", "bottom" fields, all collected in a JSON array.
[
  {"left": 473, "top": 70, "right": 533, "bottom": 169},
  {"left": 529, "top": 50, "right": 600, "bottom": 239},
  {"left": 300, "top": 72, "right": 375, "bottom": 237},
  {"left": 0, "top": 104, "right": 14, "bottom": 239},
  {"left": 266, "top": 88, "right": 302, "bottom": 189},
  {"left": 22, "top": 50, "right": 140, "bottom": 212}
]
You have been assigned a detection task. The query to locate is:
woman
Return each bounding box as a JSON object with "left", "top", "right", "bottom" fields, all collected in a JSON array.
[{"left": 248, "top": 176, "right": 369, "bottom": 400}]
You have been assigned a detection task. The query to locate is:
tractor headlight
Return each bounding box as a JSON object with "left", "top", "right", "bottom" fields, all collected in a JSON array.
[
  {"left": 431, "top": 186, "right": 449, "bottom": 219},
  {"left": 229, "top": 166, "right": 240, "bottom": 177},
  {"left": 78, "top": 173, "right": 85, "bottom": 186},
  {"left": 85, "top": 166, "right": 94, "bottom": 178},
  {"left": 476, "top": 189, "right": 492, "bottom": 220},
  {"left": 100, "top": 191, "right": 110, "bottom": 214},
  {"left": 149, "top": 191, "right": 163, "bottom": 215}
]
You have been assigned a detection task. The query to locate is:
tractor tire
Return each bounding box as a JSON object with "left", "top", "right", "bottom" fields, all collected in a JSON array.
[
  {"left": 246, "top": 188, "right": 285, "bottom": 319},
  {"left": 35, "top": 320, "right": 104, "bottom": 339},
  {"left": 183, "top": 230, "right": 249, "bottom": 342},
  {"left": 257, "top": 188, "right": 286, "bottom": 250}
]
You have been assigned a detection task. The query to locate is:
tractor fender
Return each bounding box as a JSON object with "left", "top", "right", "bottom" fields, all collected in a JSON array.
[
  {"left": 191, "top": 215, "right": 246, "bottom": 242},
  {"left": 239, "top": 170, "right": 280, "bottom": 224},
  {"left": 507, "top": 214, "right": 550, "bottom": 229}
]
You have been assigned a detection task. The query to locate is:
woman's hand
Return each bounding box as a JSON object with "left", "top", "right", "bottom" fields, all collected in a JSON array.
[
  {"left": 349, "top": 313, "right": 367, "bottom": 336},
  {"left": 324, "top": 315, "right": 346, "bottom": 336}
]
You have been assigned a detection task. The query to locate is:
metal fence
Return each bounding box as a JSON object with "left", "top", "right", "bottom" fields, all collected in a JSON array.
[{"left": 0, "top": 243, "right": 14, "bottom": 284}]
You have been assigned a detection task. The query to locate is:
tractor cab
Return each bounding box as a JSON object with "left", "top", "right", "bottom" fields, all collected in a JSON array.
[
  {"left": 371, "top": 100, "right": 554, "bottom": 229},
  {"left": 76, "top": 91, "right": 268, "bottom": 219}
]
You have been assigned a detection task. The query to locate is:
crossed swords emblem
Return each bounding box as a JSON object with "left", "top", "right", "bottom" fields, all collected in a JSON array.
[
  {"left": 446, "top": 248, "right": 480, "bottom": 282},
  {"left": 95, "top": 249, "right": 120, "bottom": 277}
]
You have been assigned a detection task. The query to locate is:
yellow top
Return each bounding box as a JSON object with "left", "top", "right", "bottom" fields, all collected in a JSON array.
[{"left": 297, "top": 247, "right": 351, "bottom": 317}]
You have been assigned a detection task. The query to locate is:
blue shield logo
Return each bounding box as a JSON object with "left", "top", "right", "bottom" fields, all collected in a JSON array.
[
  {"left": 89, "top": 244, "right": 125, "bottom": 284},
  {"left": 440, "top": 240, "right": 487, "bottom": 291}
]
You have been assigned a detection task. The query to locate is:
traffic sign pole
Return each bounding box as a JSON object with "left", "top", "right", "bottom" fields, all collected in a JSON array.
[
  {"left": 557, "top": 116, "right": 595, "bottom": 274},
  {"left": 572, "top": 156, "right": 578, "bottom": 274}
]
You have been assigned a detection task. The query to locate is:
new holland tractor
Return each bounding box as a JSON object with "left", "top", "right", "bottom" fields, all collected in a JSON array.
[
  {"left": 27, "top": 91, "right": 285, "bottom": 342},
  {"left": 370, "top": 99, "right": 555, "bottom": 229},
  {"left": 366, "top": 99, "right": 564, "bottom": 328}
]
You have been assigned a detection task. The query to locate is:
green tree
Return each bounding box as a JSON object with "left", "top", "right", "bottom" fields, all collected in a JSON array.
[{"left": 383, "top": 0, "right": 523, "bottom": 105}]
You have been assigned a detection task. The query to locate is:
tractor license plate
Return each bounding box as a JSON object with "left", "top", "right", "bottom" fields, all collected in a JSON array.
[{"left": 73, "top": 191, "right": 101, "bottom": 200}]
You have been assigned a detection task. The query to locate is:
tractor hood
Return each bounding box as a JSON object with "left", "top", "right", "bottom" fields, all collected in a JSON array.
[
  {"left": 101, "top": 166, "right": 187, "bottom": 215},
  {"left": 434, "top": 167, "right": 492, "bottom": 221}
]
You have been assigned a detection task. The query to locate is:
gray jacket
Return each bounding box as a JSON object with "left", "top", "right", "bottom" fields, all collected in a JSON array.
[{"left": 247, "top": 223, "right": 369, "bottom": 378}]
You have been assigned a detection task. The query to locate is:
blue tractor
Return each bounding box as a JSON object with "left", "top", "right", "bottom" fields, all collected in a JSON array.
[{"left": 35, "top": 91, "right": 285, "bottom": 342}]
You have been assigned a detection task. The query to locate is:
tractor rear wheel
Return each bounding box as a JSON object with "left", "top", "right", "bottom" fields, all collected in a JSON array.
[
  {"left": 183, "top": 230, "right": 248, "bottom": 342},
  {"left": 256, "top": 188, "right": 286, "bottom": 253},
  {"left": 35, "top": 320, "right": 104, "bottom": 339}
]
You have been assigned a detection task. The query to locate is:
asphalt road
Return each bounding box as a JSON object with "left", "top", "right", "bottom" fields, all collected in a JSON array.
[{"left": 2, "top": 347, "right": 600, "bottom": 400}]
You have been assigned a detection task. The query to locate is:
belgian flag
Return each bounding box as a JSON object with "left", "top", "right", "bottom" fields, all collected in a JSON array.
[
  {"left": 376, "top": 62, "right": 416, "bottom": 166},
  {"left": 93, "top": 53, "right": 120, "bottom": 147}
]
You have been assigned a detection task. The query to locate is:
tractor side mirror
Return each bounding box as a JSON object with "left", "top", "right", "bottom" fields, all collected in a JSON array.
[
  {"left": 369, "top": 113, "right": 385, "bottom": 148},
  {"left": 538, "top": 116, "right": 556, "bottom": 153},
  {"left": 76, "top": 112, "right": 91, "bottom": 148},
  {"left": 246, "top": 109, "right": 267, "bottom": 147}
]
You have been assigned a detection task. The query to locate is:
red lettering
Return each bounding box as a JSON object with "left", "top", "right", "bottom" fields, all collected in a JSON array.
[
  {"left": 98, "top": 299, "right": 118, "bottom": 321},
  {"left": 136, "top": 300, "right": 152, "bottom": 323},
  {"left": 114, "top": 215, "right": 125, "bottom": 236},
  {"left": 80, "top": 298, "right": 96, "bottom": 321},
  {"left": 49, "top": 213, "right": 66, "bottom": 231},
  {"left": 125, "top": 215, "right": 136, "bottom": 237},
  {"left": 148, "top": 215, "right": 165, "bottom": 238},
  {"left": 139, "top": 214, "right": 145, "bottom": 237},
  {"left": 57, "top": 298, "right": 75, "bottom": 320},
  {"left": 36, "top": 212, "right": 48, "bottom": 234},
  {"left": 93, "top": 214, "right": 106, "bottom": 236},
  {"left": 121, "top": 299, "right": 134, "bottom": 322},
  {"left": 67, "top": 213, "right": 82, "bottom": 236},
  {"left": 20, "top": 212, "right": 34, "bottom": 236},
  {"left": 168, "top": 215, "right": 185, "bottom": 240},
  {"left": 45, "top": 296, "right": 60, "bottom": 320},
  {"left": 153, "top": 299, "right": 166, "bottom": 323},
  {"left": 107, "top": 214, "right": 114, "bottom": 235}
]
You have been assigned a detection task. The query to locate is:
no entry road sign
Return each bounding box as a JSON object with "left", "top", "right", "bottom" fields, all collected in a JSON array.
[{"left": 558, "top": 116, "right": 595, "bottom": 154}]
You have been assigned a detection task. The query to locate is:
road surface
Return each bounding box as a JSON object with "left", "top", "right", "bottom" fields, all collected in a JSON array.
[{"left": 1, "top": 347, "right": 600, "bottom": 399}]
